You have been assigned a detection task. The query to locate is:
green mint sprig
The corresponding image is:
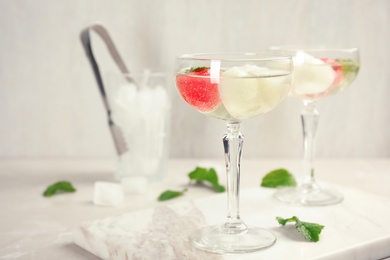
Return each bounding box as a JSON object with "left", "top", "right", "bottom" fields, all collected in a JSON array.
[
  {"left": 157, "top": 166, "right": 225, "bottom": 201},
  {"left": 43, "top": 181, "right": 76, "bottom": 197},
  {"left": 276, "top": 216, "right": 324, "bottom": 242},
  {"left": 261, "top": 168, "right": 297, "bottom": 188},
  {"left": 158, "top": 189, "right": 187, "bottom": 201},
  {"left": 188, "top": 167, "right": 225, "bottom": 192},
  {"left": 186, "top": 67, "right": 209, "bottom": 73}
]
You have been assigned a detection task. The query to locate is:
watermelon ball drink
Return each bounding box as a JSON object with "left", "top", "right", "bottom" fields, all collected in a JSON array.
[
  {"left": 174, "top": 53, "right": 293, "bottom": 254},
  {"left": 269, "top": 46, "right": 360, "bottom": 206}
]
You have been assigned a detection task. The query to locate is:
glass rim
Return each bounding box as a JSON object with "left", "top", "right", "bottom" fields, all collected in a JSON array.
[
  {"left": 269, "top": 45, "right": 359, "bottom": 53},
  {"left": 176, "top": 52, "right": 292, "bottom": 62}
]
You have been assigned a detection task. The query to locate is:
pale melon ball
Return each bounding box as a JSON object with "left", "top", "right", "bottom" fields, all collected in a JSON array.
[
  {"left": 220, "top": 65, "right": 290, "bottom": 120},
  {"left": 292, "top": 52, "right": 335, "bottom": 96}
]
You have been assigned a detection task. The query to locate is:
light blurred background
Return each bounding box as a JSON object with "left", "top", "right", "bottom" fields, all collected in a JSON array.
[{"left": 0, "top": 0, "right": 389, "bottom": 159}]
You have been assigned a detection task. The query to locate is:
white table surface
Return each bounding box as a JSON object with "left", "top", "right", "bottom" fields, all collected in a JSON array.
[{"left": 1, "top": 158, "right": 390, "bottom": 260}]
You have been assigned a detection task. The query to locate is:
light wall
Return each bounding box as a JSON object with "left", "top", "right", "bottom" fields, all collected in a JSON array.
[{"left": 0, "top": 0, "right": 389, "bottom": 159}]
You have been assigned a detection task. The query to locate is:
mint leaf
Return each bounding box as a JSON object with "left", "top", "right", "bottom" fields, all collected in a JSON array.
[
  {"left": 276, "top": 216, "right": 324, "bottom": 242},
  {"left": 43, "top": 181, "right": 76, "bottom": 197},
  {"left": 186, "top": 67, "right": 209, "bottom": 73},
  {"left": 188, "top": 167, "right": 225, "bottom": 192},
  {"left": 276, "top": 216, "right": 299, "bottom": 225},
  {"left": 337, "top": 58, "right": 360, "bottom": 82},
  {"left": 158, "top": 189, "right": 187, "bottom": 201},
  {"left": 337, "top": 59, "right": 360, "bottom": 74},
  {"left": 296, "top": 220, "right": 324, "bottom": 242},
  {"left": 261, "top": 168, "right": 297, "bottom": 188}
]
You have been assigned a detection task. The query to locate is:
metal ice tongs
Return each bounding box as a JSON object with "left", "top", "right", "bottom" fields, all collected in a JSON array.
[{"left": 80, "top": 23, "right": 131, "bottom": 155}]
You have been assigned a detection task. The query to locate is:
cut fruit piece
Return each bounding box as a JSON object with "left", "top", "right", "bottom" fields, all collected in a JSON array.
[
  {"left": 320, "top": 58, "right": 343, "bottom": 86},
  {"left": 292, "top": 53, "right": 336, "bottom": 97},
  {"left": 219, "top": 65, "right": 290, "bottom": 120},
  {"left": 176, "top": 67, "right": 221, "bottom": 113}
]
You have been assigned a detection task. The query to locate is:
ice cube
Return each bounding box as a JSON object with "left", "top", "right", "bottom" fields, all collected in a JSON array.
[
  {"left": 121, "top": 176, "right": 148, "bottom": 194},
  {"left": 114, "top": 83, "right": 138, "bottom": 110},
  {"left": 149, "top": 85, "right": 170, "bottom": 112},
  {"left": 110, "top": 82, "right": 138, "bottom": 128},
  {"left": 93, "top": 181, "right": 124, "bottom": 206}
]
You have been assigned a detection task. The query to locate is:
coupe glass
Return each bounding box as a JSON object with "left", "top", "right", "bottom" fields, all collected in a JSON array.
[
  {"left": 269, "top": 46, "right": 360, "bottom": 206},
  {"left": 175, "top": 53, "right": 292, "bottom": 254}
]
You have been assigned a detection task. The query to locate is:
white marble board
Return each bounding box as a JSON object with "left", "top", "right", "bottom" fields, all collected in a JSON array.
[{"left": 73, "top": 186, "right": 390, "bottom": 260}]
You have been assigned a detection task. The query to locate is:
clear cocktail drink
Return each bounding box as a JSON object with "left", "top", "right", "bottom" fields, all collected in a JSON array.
[{"left": 174, "top": 53, "right": 292, "bottom": 254}]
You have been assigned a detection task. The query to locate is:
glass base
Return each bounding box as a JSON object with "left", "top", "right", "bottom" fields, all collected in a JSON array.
[
  {"left": 274, "top": 184, "right": 343, "bottom": 206},
  {"left": 189, "top": 224, "right": 276, "bottom": 254}
]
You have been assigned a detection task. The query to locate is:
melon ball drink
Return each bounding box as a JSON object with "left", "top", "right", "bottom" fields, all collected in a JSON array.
[
  {"left": 269, "top": 47, "right": 360, "bottom": 206},
  {"left": 175, "top": 54, "right": 292, "bottom": 254}
]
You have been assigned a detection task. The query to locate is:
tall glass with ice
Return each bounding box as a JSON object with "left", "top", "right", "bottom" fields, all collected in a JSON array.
[{"left": 106, "top": 71, "right": 171, "bottom": 181}]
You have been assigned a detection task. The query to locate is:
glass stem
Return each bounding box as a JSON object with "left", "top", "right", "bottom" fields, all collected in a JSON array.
[
  {"left": 223, "top": 122, "right": 246, "bottom": 231},
  {"left": 301, "top": 101, "right": 319, "bottom": 188}
]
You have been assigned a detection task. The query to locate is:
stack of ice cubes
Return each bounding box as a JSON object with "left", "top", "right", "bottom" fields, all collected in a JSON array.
[{"left": 109, "top": 73, "right": 170, "bottom": 181}]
